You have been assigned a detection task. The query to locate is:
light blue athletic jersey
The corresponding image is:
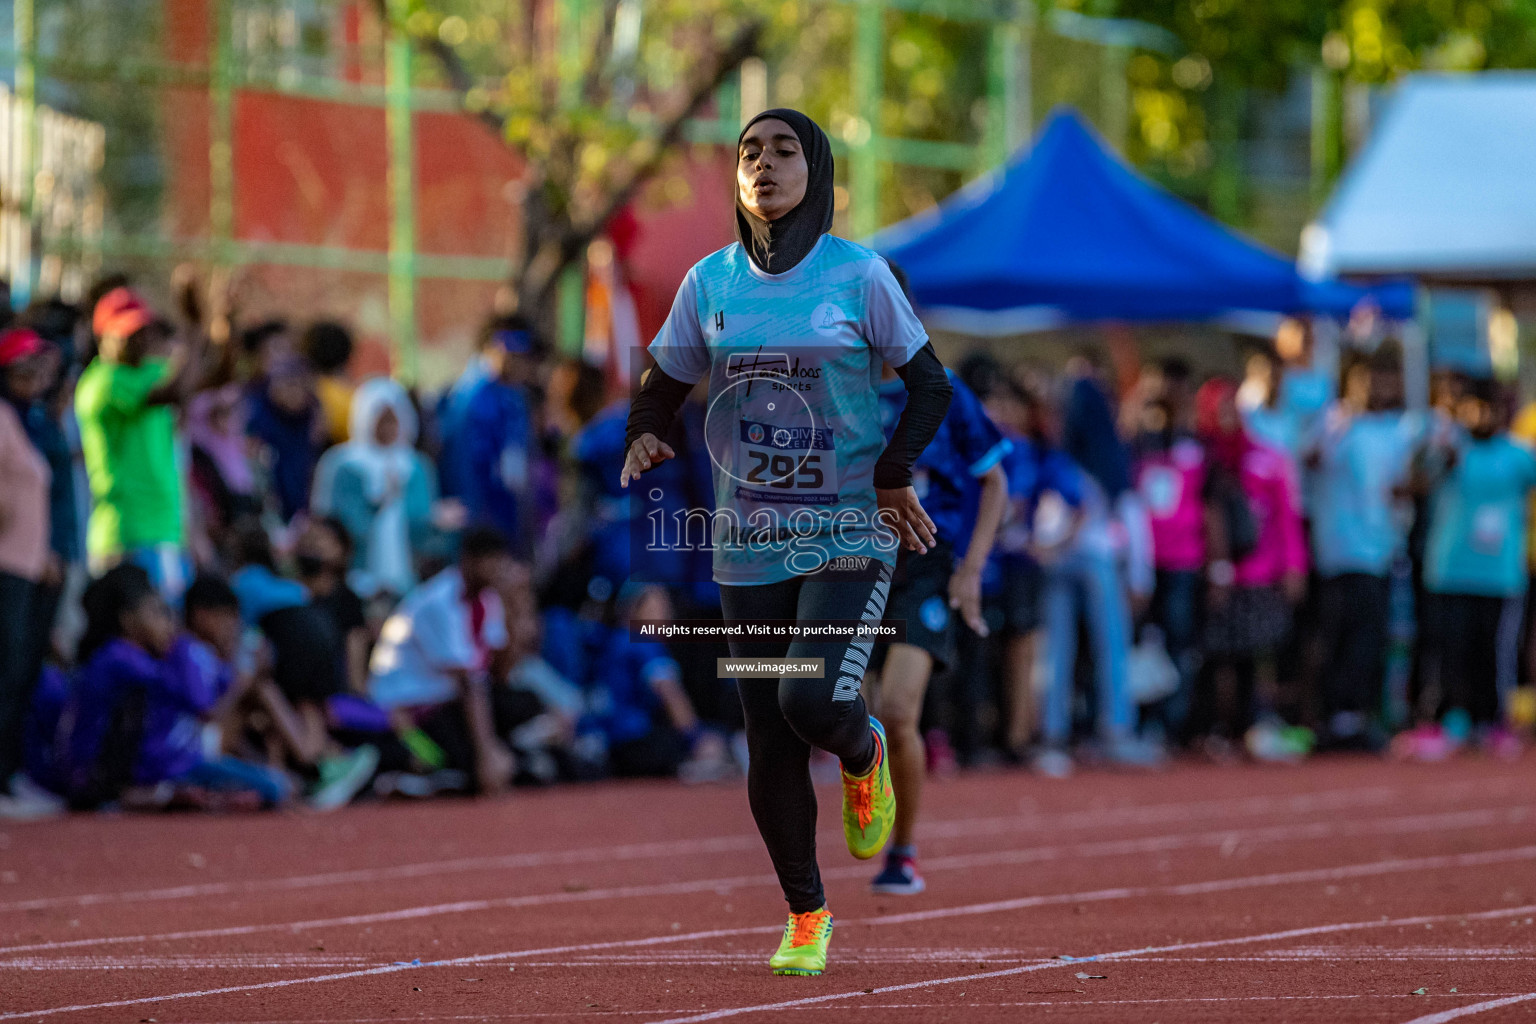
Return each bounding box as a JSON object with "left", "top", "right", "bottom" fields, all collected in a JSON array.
[
  {"left": 648, "top": 235, "right": 928, "bottom": 585},
  {"left": 1425, "top": 434, "right": 1536, "bottom": 598},
  {"left": 1309, "top": 411, "right": 1425, "bottom": 577}
]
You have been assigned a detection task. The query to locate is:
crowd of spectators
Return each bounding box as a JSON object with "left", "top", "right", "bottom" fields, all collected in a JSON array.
[
  {"left": 950, "top": 317, "right": 1536, "bottom": 778},
  {"left": 0, "top": 267, "right": 1531, "bottom": 819},
  {"left": 0, "top": 269, "right": 732, "bottom": 819}
]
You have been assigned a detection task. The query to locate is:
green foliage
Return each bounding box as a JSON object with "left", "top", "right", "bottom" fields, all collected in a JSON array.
[
  {"left": 391, "top": 0, "right": 778, "bottom": 229},
  {"left": 761, "top": 3, "right": 989, "bottom": 226},
  {"left": 1099, "top": 0, "right": 1536, "bottom": 191},
  {"left": 36, "top": 0, "right": 167, "bottom": 233}
]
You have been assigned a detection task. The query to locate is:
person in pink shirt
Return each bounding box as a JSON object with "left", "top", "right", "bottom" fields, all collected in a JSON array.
[
  {"left": 1195, "top": 378, "right": 1308, "bottom": 760},
  {"left": 0, "top": 327, "right": 54, "bottom": 815},
  {"left": 1133, "top": 395, "right": 1208, "bottom": 744}
]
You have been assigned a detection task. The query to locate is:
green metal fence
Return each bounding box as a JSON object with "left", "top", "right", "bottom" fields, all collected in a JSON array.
[{"left": 1, "top": 0, "right": 1150, "bottom": 379}]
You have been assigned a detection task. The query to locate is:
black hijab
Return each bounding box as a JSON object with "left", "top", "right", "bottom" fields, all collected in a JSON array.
[{"left": 735, "top": 108, "right": 834, "bottom": 274}]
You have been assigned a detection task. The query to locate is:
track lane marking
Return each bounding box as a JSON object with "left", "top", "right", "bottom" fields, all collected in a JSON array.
[
  {"left": 647, "top": 901, "right": 1536, "bottom": 1023},
  {"left": 5, "top": 849, "right": 1536, "bottom": 1020},
  {"left": 2, "top": 804, "right": 1529, "bottom": 956},
  {"left": 9, "top": 778, "right": 1515, "bottom": 915},
  {"left": 1397, "top": 993, "right": 1536, "bottom": 1023}
]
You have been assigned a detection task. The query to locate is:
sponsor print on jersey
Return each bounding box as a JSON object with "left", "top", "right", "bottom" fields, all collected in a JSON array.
[
  {"left": 738, "top": 421, "right": 833, "bottom": 450},
  {"left": 725, "top": 349, "right": 824, "bottom": 395}
]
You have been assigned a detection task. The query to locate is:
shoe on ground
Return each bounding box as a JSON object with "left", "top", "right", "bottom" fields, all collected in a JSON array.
[
  {"left": 841, "top": 718, "right": 895, "bottom": 860},
  {"left": 1441, "top": 707, "right": 1473, "bottom": 742},
  {"left": 1391, "top": 724, "right": 1451, "bottom": 762},
  {"left": 373, "top": 768, "right": 468, "bottom": 799},
  {"left": 1105, "top": 735, "right": 1167, "bottom": 769},
  {"left": 769, "top": 907, "right": 833, "bottom": 976},
  {"left": 1246, "top": 719, "right": 1305, "bottom": 763},
  {"left": 923, "top": 728, "right": 958, "bottom": 777},
  {"left": 308, "top": 745, "right": 380, "bottom": 811},
  {"left": 1031, "top": 746, "right": 1074, "bottom": 779},
  {"left": 1280, "top": 725, "right": 1317, "bottom": 757},
  {"left": 0, "top": 773, "right": 66, "bottom": 821},
  {"left": 871, "top": 850, "right": 926, "bottom": 895},
  {"left": 1480, "top": 725, "right": 1524, "bottom": 762}
]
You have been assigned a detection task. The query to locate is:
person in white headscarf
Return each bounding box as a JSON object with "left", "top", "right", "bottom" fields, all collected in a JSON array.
[{"left": 312, "top": 378, "right": 455, "bottom": 599}]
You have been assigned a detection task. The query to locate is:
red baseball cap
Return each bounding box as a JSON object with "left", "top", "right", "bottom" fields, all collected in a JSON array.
[
  {"left": 0, "top": 327, "right": 46, "bottom": 367},
  {"left": 92, "top": 286, "right": 156, "bottom": 341}
]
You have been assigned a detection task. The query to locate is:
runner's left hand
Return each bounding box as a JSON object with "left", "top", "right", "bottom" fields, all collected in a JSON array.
[
  {"left": 876, "top": 486, "right": 936, "bottom": 554},
  {"left": 948, "top": 563, "right": 988, "bottom": 637},
  {"left": 620, "top": 433, "right": 676, "bottom": 488}
]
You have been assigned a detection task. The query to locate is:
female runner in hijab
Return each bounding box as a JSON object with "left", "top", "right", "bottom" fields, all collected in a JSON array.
[{"left": 620, "top": 109, "right": 953, "bottom": 976}]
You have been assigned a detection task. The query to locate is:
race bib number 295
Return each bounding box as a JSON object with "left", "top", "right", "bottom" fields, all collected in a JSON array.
[{"left": 736, "top": 419, "right": 839, "bottom": 505}]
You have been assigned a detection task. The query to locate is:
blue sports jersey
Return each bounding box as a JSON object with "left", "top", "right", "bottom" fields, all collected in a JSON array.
[
  {"left": 982, "top": 431, "right": 1085, "bottom": 595},
  {"left": 573, "top": 400, "right": 716, "bottom": 600},
  {"left": 648, "top": 235, "right": 928, "bottom": 584},
  {"left": 877, "top": 370, "right": 1010, "bottom": 550}
]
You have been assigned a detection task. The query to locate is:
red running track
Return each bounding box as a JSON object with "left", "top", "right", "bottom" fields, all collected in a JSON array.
[{"left": 3, "top": 755, "right": 1536, "bottom": 1023}]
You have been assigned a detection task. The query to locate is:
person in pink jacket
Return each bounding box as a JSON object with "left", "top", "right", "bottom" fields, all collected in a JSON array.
[
  {"left": 1194, "top": 378, "right": 1308, "bottom": 761},
  {"left": 1133, "top": 395, "right": 1209, "bottom": 744}
]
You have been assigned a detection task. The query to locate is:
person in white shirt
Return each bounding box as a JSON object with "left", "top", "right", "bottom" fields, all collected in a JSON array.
[{"left": 368, "top": 527, "right": 521, "bottom": 795}]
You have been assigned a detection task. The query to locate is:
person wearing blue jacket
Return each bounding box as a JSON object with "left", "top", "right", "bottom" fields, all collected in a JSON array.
[{"left": 438, "top": 317, "right": 540, "bottom": 556}]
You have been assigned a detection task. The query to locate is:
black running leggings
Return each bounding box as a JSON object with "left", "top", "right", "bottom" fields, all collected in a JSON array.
[{"left": 719, "top": 558, "right": 894, "bottom": 913}]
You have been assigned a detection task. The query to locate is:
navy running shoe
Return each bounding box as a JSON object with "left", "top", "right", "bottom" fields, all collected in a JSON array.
[{"left": 870, "top": 850, "right": 926, "bottom": 895}]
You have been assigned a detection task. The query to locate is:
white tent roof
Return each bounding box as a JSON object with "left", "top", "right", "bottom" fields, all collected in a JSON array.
[{"left": 1300, "top": 72, "right": 1536, "bottom": 281}]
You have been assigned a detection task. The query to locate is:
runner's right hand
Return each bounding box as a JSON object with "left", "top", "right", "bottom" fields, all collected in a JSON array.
[
  {"left": 620, "top": 432, "right": 677, "bottom": 487},
  {"left": 876, "top": 486, "right": 937, "bottom": 554}
]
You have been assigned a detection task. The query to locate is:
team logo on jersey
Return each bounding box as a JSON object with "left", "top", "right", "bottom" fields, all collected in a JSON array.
[
  {"left": 811, "top": 302, "right": 847, "bottom": 337},
  {"left": 919, "top": 595, "right": 949, "bottom": 633},
  {"left": 747, "top": 423, "right": 765, "bottom": 444}
]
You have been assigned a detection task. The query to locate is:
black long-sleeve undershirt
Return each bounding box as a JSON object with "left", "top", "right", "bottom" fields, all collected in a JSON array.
[
  {"left": 873, "top": 341, "right": 952, "bottom": 488},
  {"left": 624, "top": 365, "right": 696, "bottom": 453},
  {"left": 622, "top": 341, "right": 953, "bottom": 488}
]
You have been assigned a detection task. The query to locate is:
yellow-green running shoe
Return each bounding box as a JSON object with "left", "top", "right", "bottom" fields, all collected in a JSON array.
[
  {"left": 769, "top": 907, "right": 834, "bottom": 976},
  {"left": 841, "top": 717, "right": 895, "bottom": 860}
]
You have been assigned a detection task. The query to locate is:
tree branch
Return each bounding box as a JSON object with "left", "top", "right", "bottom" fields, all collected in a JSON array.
[
  {"left": 581, "top": 0, "right": 624, "bottom": 105},
  {"left": 571, "top": 18, "right": 763, "bottom": 249},
  {"left": 368, "top": 0, "right": 506, "bottom": 136}
]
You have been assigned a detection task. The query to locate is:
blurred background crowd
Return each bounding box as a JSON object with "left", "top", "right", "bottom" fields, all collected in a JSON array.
[
  {"left": 3, "top": 0, "right": 1536, "bottom": 819},
  {"left": 2, "top": 272, "right": 1535, "bottom": 820}
]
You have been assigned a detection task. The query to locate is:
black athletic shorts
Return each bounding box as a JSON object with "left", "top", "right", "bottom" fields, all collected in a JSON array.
[
  {"left": 877, "top": 541, "right": 957, "bottom": 672},
  {"left": 995, "top": 559, "right": 1043, "bottom": 635}
]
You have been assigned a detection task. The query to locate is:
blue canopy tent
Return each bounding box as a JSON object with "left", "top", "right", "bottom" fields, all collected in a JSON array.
[{"left": 870, "top": 109, "right": 1413, "bottom": 333}]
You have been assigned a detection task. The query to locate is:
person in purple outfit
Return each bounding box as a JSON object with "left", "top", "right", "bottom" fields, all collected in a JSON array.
[{"left": 65, "top": 565, "right": 293, "bottom": 809}]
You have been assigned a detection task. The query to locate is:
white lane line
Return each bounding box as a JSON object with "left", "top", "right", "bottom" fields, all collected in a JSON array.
[
  {"left": 647, "top": 901, "right": 1536, "bottom": 1024},
  {"left": 9, "top": 777, "right": 1508, "bottom": 915},
  {"left": 74, "top": 1000, "right": 1520, "bottom": 1024},
  {"left": 0, "top": 925, "right": 786, "bottom": 1022},
  {"left": 1397, "top": 993, "right": 1536, "bottom": 1023},
  {"left": 3, "top": 803, "right": 1528, "bottom": 956},
  {"left": 6, "top": 851, "right": 1536, "bottom": 1021},
  {"left": 837, "top": 995, "right": 1497, "bottom": 1008},
  {"left": 861, "top": 845, "right": 1536, "bottom": 929},
  {"left": 0, "top": 835, "right": 758, "bottom": 915}
]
